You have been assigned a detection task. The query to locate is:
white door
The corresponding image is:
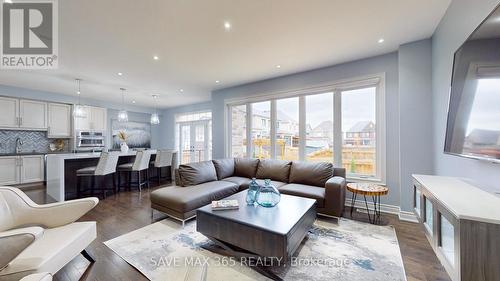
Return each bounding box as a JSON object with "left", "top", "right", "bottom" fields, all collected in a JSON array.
[
  {"left": 179, "top": 121, "right": 210, "bottom": 164},
  {"left": 0, "top": 97, "right": 19, "bottom": 128},
  {"left": 0, "top": 156, "right": 20, "bottom": 185},
  {"left": 19, "top": 100, "right": 47, "bottom": 130},
  {"left": 20, "top": 155, "right": 44, "bottom": 183},
  {"left": 74, "top": 105, "right": 91, "bottom": 131},
  {"left": 90, "top": 107, "right": 107, "bottom": 131},
  {"left": 48, "top": 103, "right": 72, "bottom": 138}
]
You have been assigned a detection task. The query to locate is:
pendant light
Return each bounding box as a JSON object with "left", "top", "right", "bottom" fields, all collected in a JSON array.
[
  {"left": 150, "top": 94, "right": 160, "bottom": 125},
  {"left": 73, "top": 79, "right": 87, "bottom": 118},
  {"left": 117, "top": 88, "right": 129, "bottom": 122}
]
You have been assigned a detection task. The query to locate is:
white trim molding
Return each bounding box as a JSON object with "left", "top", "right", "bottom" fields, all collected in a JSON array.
[{"left": 346, "top": 198, "right": 418, "bottom": 223}]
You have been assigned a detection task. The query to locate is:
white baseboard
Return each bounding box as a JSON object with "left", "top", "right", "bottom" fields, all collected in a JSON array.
[
  {"left": 345, "top": 198, "right": 418, "bottom": 223},
  {"left": 398, "top": 211, "right": 419, "bottom": 223}
]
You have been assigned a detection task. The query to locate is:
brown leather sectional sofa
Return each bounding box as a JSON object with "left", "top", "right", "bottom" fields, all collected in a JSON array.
[{"left": 150, "top": 158, "right": 346, "bottom": 224}]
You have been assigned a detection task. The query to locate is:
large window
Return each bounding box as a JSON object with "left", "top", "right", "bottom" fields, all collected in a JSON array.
[
  {"left": 231, "top": 105, "right": 247, "bottom": 157},
  {"left": 276, "top": 97, "right": 299, "bottom": 161},
  {"left": 226, "top": 75, "right": 384, "bottom": 181},
  {"left": 342, "top": 87, "right": 376, "bottom": 177},
  {"left": 306, "top": 93, "right": 334, "bottom": 163},
  {"left": 251, "top": 101, "right": 271, "bottom": 159}
]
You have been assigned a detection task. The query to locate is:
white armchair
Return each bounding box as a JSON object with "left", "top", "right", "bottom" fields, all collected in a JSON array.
[{"left": 0, "top": 187, "right": 98, "bottom": 281}]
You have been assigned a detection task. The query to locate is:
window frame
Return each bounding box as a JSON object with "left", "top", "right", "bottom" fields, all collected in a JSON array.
[{"left": 224, "top": 73, "right": 386, "bottom": 183}]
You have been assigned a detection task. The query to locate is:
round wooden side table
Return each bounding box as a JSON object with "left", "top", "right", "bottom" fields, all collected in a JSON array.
[{"left": 347, "top": 182, "right": 388, "bottom": 224}]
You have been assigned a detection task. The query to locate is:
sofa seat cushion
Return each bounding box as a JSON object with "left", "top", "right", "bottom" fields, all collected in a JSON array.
[
  {"left": 256, "top": 159, "right": 291, "bottom": 183},
  {"left": 289, "top": 161, "right": 333, "bottom": 187},
  {"left": 240, "top": 179, "right": 286, "bottom": 190},
  {"left": 234, "top": 158, "right": 259, "bottom": 178},
  {"left": 150, "top": 181, "right": 239, "bottom": 213},
  {"left": 0, "top": 222, "right": 96, "bottom": 278},
  {"left": 279, "top": 183, "right": 325, "bottom": 208},
  {"left": 221, "top": 176, "right": 250, "bottom": 190},
  {"left": 178, "top": 161, "right": 218, "bottom": 186},
  {"left": 212, "top": 159, "right": 235, "bottom": 180}
]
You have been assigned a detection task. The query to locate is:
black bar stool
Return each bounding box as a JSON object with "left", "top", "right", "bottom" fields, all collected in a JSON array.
[
  {"left": 76, "top": 152, "right": 120, "bottom": 198},
  {"left": 117, "top": 150, "right": 153, "bottom": 191}
]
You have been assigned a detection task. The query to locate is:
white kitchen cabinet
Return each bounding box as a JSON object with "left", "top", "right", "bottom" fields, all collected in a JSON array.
[
  {"left": 19, "top": 99, "right": 47, "bottom": 130},
  {"left": 0, "top": 97, "right": 19, "bottom": 128},
  {"left": 74, "top": 106, "right": 107, "bottom": 131},
  {"left": 0, "top": 156, "right": 20, "bottom": 185},
  {"left": 48, "top": 103, "right": 72, "bottom": 138},
  {"left": 90, "top": 107, "right": 107, "bottom": 131},
  {"left": 74, "top": 106, "right": 91, "bottom": 131},
  {"left": 20, "top": 155, "right": 44, "bottom": 183},
  {"left": 0, "top": 155, "right": 45, "bottom": 185}
]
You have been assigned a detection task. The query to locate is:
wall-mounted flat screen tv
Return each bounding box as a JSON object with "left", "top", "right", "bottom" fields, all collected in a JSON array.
[{"left": 445, "top": 5, "right": 500, "bottom": 163}]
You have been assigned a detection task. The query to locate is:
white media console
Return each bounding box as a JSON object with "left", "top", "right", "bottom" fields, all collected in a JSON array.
[{"left": 412, "top": 175, "right": 500, "bottom": 281}]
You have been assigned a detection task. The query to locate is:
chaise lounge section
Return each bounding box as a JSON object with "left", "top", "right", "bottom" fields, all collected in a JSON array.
[{"left": 150, "top": 158, "right": 346, "bottom": 225}]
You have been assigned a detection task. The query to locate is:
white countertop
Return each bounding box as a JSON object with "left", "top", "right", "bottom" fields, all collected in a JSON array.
[
  {"left": 413, "top": 174, "right": 500, "bottom": 225},
  {"left": 46, "top": 150, "right": 158, "bottom": 160}
]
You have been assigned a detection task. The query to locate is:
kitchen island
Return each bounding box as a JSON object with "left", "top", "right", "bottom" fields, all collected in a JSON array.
[{"left": 46, "top": 150, "right": 177, "bottom": 201}]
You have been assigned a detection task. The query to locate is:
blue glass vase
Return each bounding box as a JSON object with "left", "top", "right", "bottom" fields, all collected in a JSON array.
[
  {"left": 246, "top": 178, "right": 259, "bottom": 205},
  {"left": 255, "top": 179, "right": 281, "bottom": 207}
]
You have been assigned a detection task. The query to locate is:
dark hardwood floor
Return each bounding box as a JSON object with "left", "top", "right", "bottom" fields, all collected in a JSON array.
[{"left": 24, "top": 184, "right": 450, "bottom": 281}]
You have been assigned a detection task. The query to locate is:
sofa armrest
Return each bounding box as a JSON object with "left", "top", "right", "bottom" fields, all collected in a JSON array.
[
  {"left": 0, "top": 226, "right": 44, "bottom": 270},
  {"left": 20, "top": 272, "right": 52, "bottom": 281},
  {"left": 324, "top": 176, "right": 346, "bottom": 217},
  {"left": 28, "top": 198, "right": 99, "bottom": 228},
  {"left": 2, "top": 186, "right": 98, "bottom": 229}
]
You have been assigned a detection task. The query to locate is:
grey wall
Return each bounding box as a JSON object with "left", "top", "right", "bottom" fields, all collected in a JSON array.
[
  {"left": 398, "top": 39, "right": 434, "bottom": 211},
  {"left": 432, "top": 0, "right": 500, "bottom": 190},
  {"left": 159, "top": 102, "right": 213, "bottom": 149},
  {"left": 212, "top": 53, "right": 401, "bottom": 207},
  {"left": 0, "top": 84, "right": 162, "bottom": 149}
]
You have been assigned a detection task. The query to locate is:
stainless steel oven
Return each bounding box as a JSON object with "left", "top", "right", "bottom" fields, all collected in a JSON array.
[{"left": 76, "top": 130, "right": 105, "bottom": 151}]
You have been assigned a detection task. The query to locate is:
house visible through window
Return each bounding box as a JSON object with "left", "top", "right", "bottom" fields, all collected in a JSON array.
[{"left": 226, "top": 76, "right": 384, "bottom": 181}]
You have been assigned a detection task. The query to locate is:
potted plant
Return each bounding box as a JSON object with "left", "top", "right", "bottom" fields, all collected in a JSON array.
[{"left": 117, "top": 131, "right": 129, "bottom": 153}]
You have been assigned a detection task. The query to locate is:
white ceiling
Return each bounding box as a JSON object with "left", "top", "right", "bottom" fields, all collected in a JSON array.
[{"left": 0, "top": 0, "right": 451, "bottom": 109}]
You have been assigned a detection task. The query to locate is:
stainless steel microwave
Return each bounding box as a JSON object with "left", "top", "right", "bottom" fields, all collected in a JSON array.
[{"left": 76, "top": 130, "right": 106, "bottom": 150}]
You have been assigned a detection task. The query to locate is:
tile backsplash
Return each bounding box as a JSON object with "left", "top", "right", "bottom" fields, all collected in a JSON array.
[{"left": 0, "top": 130, "right": 69, "bottom": 154}]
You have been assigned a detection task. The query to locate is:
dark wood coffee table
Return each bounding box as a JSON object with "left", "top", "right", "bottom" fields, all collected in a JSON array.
[{"left": 197, "top": 191, "right": 316, "bottom": 280}]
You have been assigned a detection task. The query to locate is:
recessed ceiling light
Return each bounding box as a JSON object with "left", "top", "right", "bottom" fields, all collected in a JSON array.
[
  {"left": 276, "top": 65, "right": 281, "bottom": 69},
  {"left": 153, "top": 55, "right": 159, "bottom": 60},
  {"left": 224, "top": 21, "right": 231, "bottom": 31},
  {"left": 132, "top": 100, "right": 136, "bottom": 104},
  {"left": 215, "top": 80, "right": 220, "bottom": 84},
  {"left": 179, "top": 89, "right": 184, "bottom": 93},
  {"left": 378, "top": 38, "right": 385, "bottom": 44},
  {"left": 117, "top": 72, "right": 123, "bottom": 76}
]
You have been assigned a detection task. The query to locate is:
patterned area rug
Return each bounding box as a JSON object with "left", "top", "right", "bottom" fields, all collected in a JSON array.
[{"left": 104, "top": 218, "right": 406, "bottom": 281}]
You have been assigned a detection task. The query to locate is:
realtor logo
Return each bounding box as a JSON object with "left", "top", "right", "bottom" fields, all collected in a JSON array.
[{"left": 1, "top": 0, "right": 58, "bottom": 69}]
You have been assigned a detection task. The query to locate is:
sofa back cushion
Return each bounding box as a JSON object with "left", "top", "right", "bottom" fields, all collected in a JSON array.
[
  {"left": 234, "top": 158, "right": 259, "bottom": 178},
  {"left": 178, "top": 161, "right": 218, "bottom": 186},
  {"left": 256, "top": 159, "right": 291, "bottom": 182},
  {"left": 289, "top": 161, "right": 333, "bottom": 187},
  {"left": 212, "top": 158, "right": 235, "bottom": 180}
]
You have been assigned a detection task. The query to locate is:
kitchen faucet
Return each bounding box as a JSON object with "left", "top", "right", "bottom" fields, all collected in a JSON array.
[{"left": 15, "top": 138, "right": 23, "bottom": 154}]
